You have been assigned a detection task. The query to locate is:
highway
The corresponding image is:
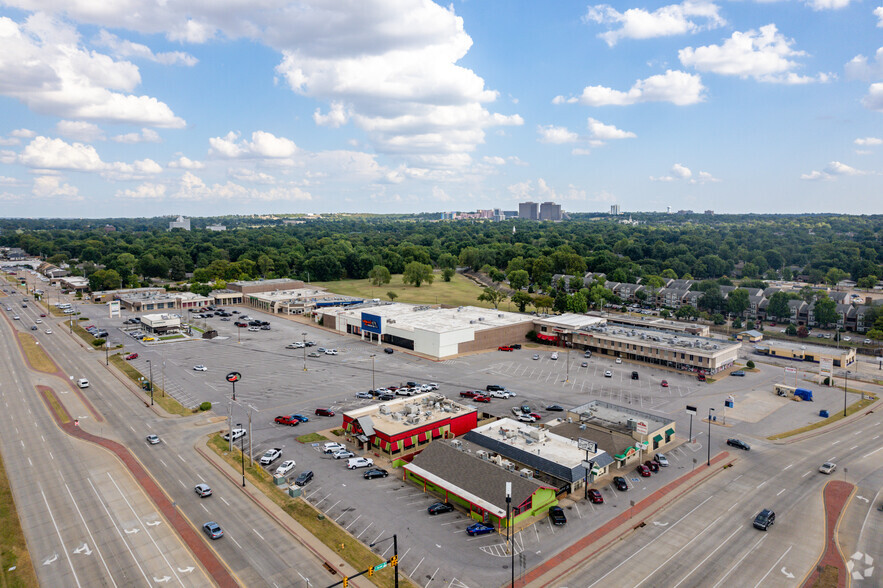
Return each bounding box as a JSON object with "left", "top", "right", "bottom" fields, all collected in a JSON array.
[{"left": 0, "top": 285, "right": 339, "bottom": 587}]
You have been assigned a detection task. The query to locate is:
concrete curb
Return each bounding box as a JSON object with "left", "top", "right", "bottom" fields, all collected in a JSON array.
[{"left": 519, "top": 452, "right": 734, "bottom": 587}]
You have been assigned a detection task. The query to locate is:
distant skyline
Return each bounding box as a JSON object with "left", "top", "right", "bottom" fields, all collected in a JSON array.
[{"left": 0, "top": 1, "right": 881, "bottom": 217}]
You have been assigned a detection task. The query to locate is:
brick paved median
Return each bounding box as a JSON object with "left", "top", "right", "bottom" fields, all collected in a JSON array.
[{"left": 801, "top": 480, "right": 854, "bottom": 588}]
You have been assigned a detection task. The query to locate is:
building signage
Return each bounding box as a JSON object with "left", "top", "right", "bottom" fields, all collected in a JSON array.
[
  {"left": 636, "top": 421, "right": 648, "bottom": 435},
  {"left": 225, "top": 372, "right": 241, "bottom": 383},
  {"left": 361, "top": 312, "right": 383, "bottom": 335},
  {"left": 686, "top": 405, "right": 697, "bottom": 415},
  {"left": 784, "top": 367, "right": 797, "bottom": 374},
  {"left": 578, "top": 438, "right": 597, "bottom": 453}
]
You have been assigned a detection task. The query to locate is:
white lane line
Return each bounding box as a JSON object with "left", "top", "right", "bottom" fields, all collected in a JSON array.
[
  {"left": 63, "top": 482, "right": 118, "bottom": 588},
  {"left": 159, "top": 459, "right": 168, "bottom": 468},
  {"left": 828, "top": 456, "right": 837, "bottom": 461},
  {"left": 410, "top": 556, "right": 425, "bottom": 577},
  {"left": 425, "top": 567, "right": 440, "bottom": 587},
  {"left": 220, "top": 496, "right": 230, "bottom": 506},
  {"left": 802, "top": 471, "right": 812, "bottom": 478},
  {"left": 753, "top": 546, "right": 792, "bottom": 588},
  {"left": 776, "top": 488, "right": 786, "bottom": 496},
  {"left": 635, "top": 512, "right": 726, "bottom": 588},
  {"left": 345, "top": 515, "right": 362, "bottom": 530},
  {"left": 371, "top": 530, "right": 385, "bottom": 546},
  {"left": 783, "top": 464, "right": 793, "bottom": 471},
  {"left": 850, "top": 445, "right": 858, "bottom": 451},
  {"left": 253, "top": 528, "right": 265, "bottom": 541},
  {"left": 177, "top": 454, "right": 186, "bottom": 463},
  {"left": 756, "top": 481, "right": 767, "bottom": 489},
  {"left": 863, "top": 447, "right": 882, "bottom": 459},
  {"left": 832, "top": 440, "right": 841, "bottom": 445},
  {"left": 106, "top": 472, "right": 183, "bottom": 585},
  {"left": 228, "top": 535, "right": 243, "bottom": 549},
  {"left": 711, "top": 533, "right": 767, "bottom": 588},
  {"left": 672, "top": 527, "right": 741, "bottom": 588},
  {"left": 356, "top": 522, "right": 374, "bottom": 539},
  {"left": 87, "top": 478, "right": 151, "bottom": 587},
  {"left": 177, "top": 479, "right": 186, "bottom": 489},
  {"left": 39, "top": 485, "right": 83, "bottom": 588},
  {"left": 587, "top": 495, "right": 715, "bottom": 588}
]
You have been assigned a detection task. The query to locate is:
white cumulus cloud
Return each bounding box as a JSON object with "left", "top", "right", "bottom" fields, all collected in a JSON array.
[
  {"left": 585, "top": 1, "right": 725, "bottom": 47},
  {"left": 577, "top": 70, "right": 705, "bottom": 106},
  {"left": 168, "top": 156, "right": 204, "bottom": 169},
  {"left": 537, "top": 125, "right": 579, "bottom": 144},
  {"left": 92, "top": 30, "right": 197, "bottom": 66},
  {"left": 20, "top": 136, "right": 105, "bottom": 171},
  {"left": 863, "top": 83, "right": 883, "bottom": 111},
  {"left": 587, "top": 118, "right": 636, "bottom": 140},
  {"left": 209, "top": 131, "right": 298, "bottom": 159},
  {"left": 313, "top": 102, "right": 350, "bottom": 128},
  {"left": 112, "top": 128, "right": 161, "bottom": 143},
  {"left": 32, "top": 175, "right": 80, "bottom": 198},
  {"left": 0, "top": 14, "right": 185, "bottom": 128},
  {"left": 801, "top": 161, "right": 867, "bottom": 180},
  {"left": 115, "top": 182, "right": 167, "bottom": 199},
  {"left": 805, "top": 0, "right": 851, "bottom": 9},
  {"left": 173, "top": 171, "right": 311, "bottom": 202},
  {"left": 845, "top": 48, "right": 883, "bottom": 80},
  {"left": 855, "top": 137, "right": 882, "bottom": 146},
  {"left": 877, "top": 7, "right": 883, "bottom": 27},
  {"left": 679, "top": 24, "right": 830, "bottom": 84},
  {"left": 56, "top": 120, "right": 105, "bottom": 142},
  {"left": 651, "top": 163, "right": 719, "bottom": 183}
]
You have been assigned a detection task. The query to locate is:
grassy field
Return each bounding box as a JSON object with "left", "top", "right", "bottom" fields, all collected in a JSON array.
[
  {"left": 767, "top": 393, "right": 878, "bottom": 440},
  {"left": 206, "top": 434, "right": 413, "bottom": 588},
  {"left": 315, "top": 272, "right": 514, "bottom": 311},
  {"left": 109, "top": 354, "right": 191, "bottom": 415},
  {"left": 0, "top": 449, "right": 39, "bottom": 588},
  {"left": 16, "top": 333, "right": 56, "bottom": 373}
]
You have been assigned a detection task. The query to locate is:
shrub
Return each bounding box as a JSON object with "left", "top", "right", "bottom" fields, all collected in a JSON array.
[
  {"left": 92, "top": 338, "right": 106, "bottom": 347},
  {"left": 823, "top": 377, "right": 830, "bottom": 386},
  {"left": 526, "top": 330, "right": 538, "bottom": 342},
  {"left": 199, "top": 401, "right": 212, "bottom": 411},
  {"left": 746, "top": 360, "right": 755, "bottom": 369}
]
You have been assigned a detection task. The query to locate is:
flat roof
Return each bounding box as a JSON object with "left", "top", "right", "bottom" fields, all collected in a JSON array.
[
  {"left": 325, "top": 303, "right": 533, "bottom": 334},
  {"left": 249, "top": 288, "right": 358, "bottom": 303},
  {"left": 760, "top": 339, "right": 854, "bottom": 358},
  {"left": 570, "top": 400, "right": 671, "bottom": 434},
  {"left": 468, "top": 418, "right": 605, "bottom": 468},
  {"left": 533, "top": 313, "right": 605, "bottom": 330},
  {"left": 343, "top": 393, "right": 476, "bottom": 436},
  {"left": 581, "top": 323, "right": 740, "bottom": 356}
]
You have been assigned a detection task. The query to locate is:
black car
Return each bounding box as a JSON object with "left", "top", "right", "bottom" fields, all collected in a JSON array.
[
  {"left": 727, "top": 438, "right": 751, "bottom": 451},
  {"left": 753, "top": 509, "right": 775, "bottom": 531},
  {"left": 363, "top": 468, "right": 389, "bottom": 479},
  {"left": 384, "top": 347, "right": 394, "bottom": 354},
  {"left": 294, "top": 470, "right": 314, "bottom": 486},
  {"left": 613, "top": 476, "right": 628, "bottom": 491},
  {"left": 631, "top": 371, "right": 639, "bottom": 380},
  {"left": 546, "top": 404, "right": 564, "bottom": 412},
  {"left": 548, "top": 506, "right": 567, "bottom": 526},
  {"left": 380, "top": 393, "right": 395, "bottom": 401},
  {"left": 427, "top": 502, "right": 455, "bottom": 515},
  {"left": 510, "top": 344, "right": 522, "bottom": 350}
]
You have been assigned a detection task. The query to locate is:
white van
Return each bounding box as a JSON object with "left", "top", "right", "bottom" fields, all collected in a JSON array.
[{"left": 77, "top": 379, "right": 90, "bottom": 388}]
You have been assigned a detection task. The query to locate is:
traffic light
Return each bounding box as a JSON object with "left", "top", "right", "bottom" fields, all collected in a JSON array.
[
  {"left": 390, "top": 555, "right": 398, "bottom": 567},
  {"left": 342, "top": 577, "right": 348, "bottom": 587},
  {"left": 367, "top": 567, "right": 374, "bottom": 576}
]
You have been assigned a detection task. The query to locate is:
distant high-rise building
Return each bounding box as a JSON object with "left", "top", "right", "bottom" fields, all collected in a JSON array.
[
  {"left": 539, "top": 201, "right": 562, "bottom": 221},
  {"left": 610, "top": 204, "right": 621, "bottom": 215},
  {"left": 519, "top": 201, "right": 539, "bottom": 220},
  {"left": 705, "top": 210, "right": 714, "bottom": 215},
  {"left": 169, "top": 215, "right": 190, "bottom": 231},
  {"left": 666, "top": 206, "right": 671, "bottom": 214}
]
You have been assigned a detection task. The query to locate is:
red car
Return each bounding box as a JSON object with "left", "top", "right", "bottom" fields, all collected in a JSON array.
[
  {"left": 40, "top": 313, "right": 46, "bottom": 317},
  {"left": 644, "top": 460, "right": 659, "bottom": 473},
  {"left": 498, "top": 346, "right": 514, "bottom": 352},
  {"left": 472, "top": 395, "right": 491, "bottom": 403},
  {"left": 125, "top": 353, "right": 139, "bottom": 360},
  {"left": 459, "top": 390, "right": 476, "bottom": 398},
  {"left": 587, "top": 489, "right": 604, "bottom": 504},
  {"left": 234, "top": 321, "right": 247, "bottom": 327},
  {"left": 661, "top": 380, "right": 669, "bottom": 387},
  {"left": 529, "top": 413, "right": 542, "bottom": 421},
  {"left": 636, "top": 464, "right": 651, "bottom": 477},
  {"left": 274, "top": 415, "right": 299, "bottom": 426},
  {"left": 697, "top": 373, "right": 706, "bottom": 382},
  {"left": 314, "top": 408, "right": 335, "bottom": 417}
]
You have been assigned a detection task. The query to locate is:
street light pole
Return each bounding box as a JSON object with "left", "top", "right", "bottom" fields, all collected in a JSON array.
[
  {"left": 371, "top": 354, "right": 376, "bottom": 391},
  {"left": 302, "top": 331, "right": 307, "bottom": 371},
  {"left": 105, "top": 340, "right": 110, "bottom": 365},
  {"left": 238, "top": 422, "right": 246, "bottom": 487},
  {"left": 707, "top": 407, "right": 714, "bottom": 466},
  {"left": 843, "top": 370, "right": 849, "bottom": 418},
  {"left": 506, "top": 482, "right": 514, "bottom": 588},
  {"left": 147, "top": 359, "right": 154, "bottom": 406}
]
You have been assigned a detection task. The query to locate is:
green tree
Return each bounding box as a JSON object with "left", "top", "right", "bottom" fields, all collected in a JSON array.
[
  {"left": 661, "top": 269, "right": 678, "bottom": 280},
  {"left": 698, "top": 289, "right": 724, "bottom": 313},
  {"left": 533, "top": 295, "right": 554, "bottom": 314},
  {"left": 566, "top": 292, "right": 588, "bottom": 313},
  {"left": 813, "top": 296, "right": 838, "bottom": 328},
  {"left": 438, "top": 253, "right": 457, "bottom": 269},
  {"left": 387, "top": 291, "right": 398, "bottom": 302},
  {"left": 508, "top": 269, "right": 529, "bottom": 291},
  {"left": 489, "top": 268, "right": 506, "bottom": 283},
  {"left": 726, "top": 289, "right": 750, "bottom": 316},
  {"left": 711, "top": 313, "right": 725, "bottom": 325},
  {"left": 442, "top": 267, "right": 455, "bottom": 282},
  {"left": 857, "top": 275, "right": 877, "bottom": 289},
  {"left": 767, "top": 292, "right": 791, "bottom": 321},
  {"left": 825, "top": 267, "right": 848, "bottom": 286},
  {"left": 478, "top": 287, "right": 507, "bottom": 309},
  {"left": 402, "top": 262, "right": 434, "bottom": 287},
  {"left": 169, "top": 255, "right": 187, "bottom": 281},
  {"left": 511, "top": 291, "right": 533, "bottom": 312},
  {"left": 553, "top": 289, "right": 567, "bottom": 313},
  {"left": 786, "top": 323, "right": 797, "bottom": 336},
  {"left": 368, "top": 265, "right": 392, "bottom": 286}
]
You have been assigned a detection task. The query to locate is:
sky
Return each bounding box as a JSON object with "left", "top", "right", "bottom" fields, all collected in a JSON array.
[{"left": 0, "top": 0, "right": 881, "bottom": 218}]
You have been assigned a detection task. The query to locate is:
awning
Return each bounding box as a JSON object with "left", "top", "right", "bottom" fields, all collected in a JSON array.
[
  {"left": 653, "top": 434, "right": 663, "bottom": 442},
  {"left": 356, "top": 416, "right": 376, "bottom": 436},
  {"left": 418, "top": 431, "right": 428, "bottom": 443},
  {"left": 665, "top": 428, "right": 675, "bottom": 436},
  {"left": 356, "top": 434, "right": 369, "bottom": 443},
  {"left": 536, "top": 333, "right": 557, "bottom": 341}
]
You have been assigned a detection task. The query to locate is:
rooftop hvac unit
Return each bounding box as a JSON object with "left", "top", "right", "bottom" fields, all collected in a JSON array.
[
  {"left": 492, "top": 455, "right": 503, "bottom": 465},
  {"left": 476, "top": 450, "right": 488, "bottom": 460},
  {"left": 450, "top": 440, "right": 463, "bottom": 450},
  {"left": 627, "top": 418, "right": 638, "bottom": 430},
  {"left": 579, "top": 424, "right": 586, "bottom": 430},
  {"left": 519, "top": 468, "right": 533, "bottom": 479},
  {"left": 567, "top": 418, "right": 573, "bottom": 423},
  {"left": 391, "top": 413, "right": 401, "bottom": 421},
  {"left": 504, "top": 462, "right": 515, "bottom": 471},
  {"left": 379, "top": 406, "right": 389, "bottom": 414},
  {"left": 528, "top": 428, "right": 542, "bottom": 441},
  {"left": 470, "top": 320, "right": 476, "bottom": 324}
]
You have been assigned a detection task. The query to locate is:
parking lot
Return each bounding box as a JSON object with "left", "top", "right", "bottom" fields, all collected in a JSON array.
[{"left": 74, "top": 304, "right": 795, "bottom": 587}]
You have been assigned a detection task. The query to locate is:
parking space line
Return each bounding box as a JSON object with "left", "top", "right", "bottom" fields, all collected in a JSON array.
[
  {"left": 356, "top": 522, "right": 373, "bottom": 539},
  {"left": 425, "top": 567, "right": 440, "bottom": 587},
  {"left": 345, "top": 515, "right": 361, "bottom": 530},
  {"left": 371, "top": 529, "right": 385, "bottom": 546},
  {"left": 326, "top": 499, "right": 341, "bottom": 512},
  {"left": 410, "top": 556, "right": 424, "bottom": 577}
]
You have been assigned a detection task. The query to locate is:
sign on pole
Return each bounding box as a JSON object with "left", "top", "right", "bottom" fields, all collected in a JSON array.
[
  {"left": 636, "top": 421, "right": 648, "bottom": 435},
  {"left": 577, "top": 438, "right": 597, "bottom": 453},
  {"left": 686, "top": 405, "right": 697, "bottom": 415},
  {"left": 226, "top": 372, "right": 241, "bottom": 383},
  {"left": 784, "top": 367, "right": 797, "bottom": 375}
]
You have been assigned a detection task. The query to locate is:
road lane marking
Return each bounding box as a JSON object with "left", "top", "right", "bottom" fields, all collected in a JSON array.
[
  {"left": 828, "top": 456, "right": 837, "bottom": 461},
  {"left": 672, "top": 527, "right": 741, "bottom": 588},
  {"left": 862, "top": 447, "right": 882, "bottom": 459},
  {"left": 39, "top": 485, "right": 83, "bottom": 588},
  {"left": 220, "top": 496, "right": 230, "bottom": 506},
  {"left": 850, "top": 445, "right": 858, "bottom": 450},
  {"left": 253, "top": 528, "right": 264, "bottom": 541},
  {"left": 783, "top": 464, "right": 792, "bottom": 470},
  {"left": 712, "top": 535, "right": 767, "bottom": 588},
  {"left": 777, "top": 488, "right": 786, "bottom": 496},
  {"left": 753, "top": 545, "right": 792, "bottom": 588},
  {"left": 177, "top": 454, "right": 186, "bottom": 463},
  {"left": 587, "top": 495, "right": 715, "bottom": 588},
  {"left": 636, "top": 512, "right": 727, "bottom": 588},
  {"left": 756, "top": 481, "right": 767, "bottom": 489},
  {"left": 425, "top": 566, "right": 440, "bottom": 587},
  {"left": 410, "top": 556, "right": 425, "bottom": 577},
  {"left": 87, "top": 478, "right": 151, "bottom": 586},
  {"left": 802, "top": 471, "right": 812, "bottom": 478}
]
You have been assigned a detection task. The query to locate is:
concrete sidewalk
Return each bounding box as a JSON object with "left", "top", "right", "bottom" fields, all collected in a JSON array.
[{"left": 520, "top": 452, "right": 735, "bottom": 587}]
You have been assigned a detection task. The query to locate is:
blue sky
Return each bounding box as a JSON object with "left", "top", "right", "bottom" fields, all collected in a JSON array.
[{"left": 0, "top": 0, "right": 881, "bottom": 217}]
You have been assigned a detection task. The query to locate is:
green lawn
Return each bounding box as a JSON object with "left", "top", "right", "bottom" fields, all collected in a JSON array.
[{"left": 315, "top": 272, "right": 517, "bottom": 311}]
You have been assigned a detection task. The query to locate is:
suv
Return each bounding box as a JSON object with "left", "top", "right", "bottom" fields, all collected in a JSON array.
[
  {"left": 323, "top": 442, "right": 346, "bottom": 454},
  {"left": 346, "top": 457, "right": 374, "bottom": 469},
  {"left": 295, "top": 470, "right": 314, "bottom": 486},
  {"left": 631, "top": 371, "right": 639, "bottom": 380},
  {"left": 274, "top": 415, "right": 299, "bottom": 426},
  {"left": 77, "top": 378, "right": 90, "bottom": 388},
  {"left": 486, "top": 384, "right": 506, "bottom": 392},
  {"left": 315, "top": 408, "right": 335, "bottom": 417},
  {"left": 753, "top": 509, "right": 775, "bottom": 531}
]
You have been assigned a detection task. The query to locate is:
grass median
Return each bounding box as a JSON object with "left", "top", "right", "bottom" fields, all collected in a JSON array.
[
  {"left": 16, "top": 332, "right": 56, "bottom": 373},
  {"left": 767, "top": 393, "right": 878, "bottom": 440},
  {"left": 0, "top": 449, "right": 39, "bottom": 588},
  {"left": 108, "top": 354, "right": 190, "bottom": 416},
  {"left": 206, "top": 434, "right": 415, "bottom": 588}
]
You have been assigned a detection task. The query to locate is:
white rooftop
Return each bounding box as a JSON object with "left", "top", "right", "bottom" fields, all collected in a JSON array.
[
  {"left": 343, "top": 393, "right": 476, "bottom": 436},
  {"left": 326, "top": 303, "right": 532, "bottom": 334},
  {"left": 534, "top": 313, "right": 605, "bottom": 330},
  {"left": 470, "top": 418, "right": 606, "bottom": 468}
]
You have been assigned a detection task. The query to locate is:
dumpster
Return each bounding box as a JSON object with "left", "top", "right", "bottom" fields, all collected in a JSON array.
[{"left": 819, "top": 409, "right": 829, "bottom": 418}]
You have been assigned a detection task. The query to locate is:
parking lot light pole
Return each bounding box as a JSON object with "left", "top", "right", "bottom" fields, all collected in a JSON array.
[
  {"left": 707, "top": 407, "right": 714, "bottom": 466},
  {"left": 302, "top": 332, "right": 307, "bottom": 371},
  {"left": 370, "top": 354, "right": 376, "bottom": 391},
  {"left": 506, "top": 482, "right": 514, "bottom": 588},
  {"left": 843, "top": 370, "right": 849, "bottom": 417},
  {"left": 237, "top": 422, "right": 246, "bottom": 487}
]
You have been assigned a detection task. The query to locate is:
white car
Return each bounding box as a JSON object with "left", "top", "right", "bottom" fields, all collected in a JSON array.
[
  {"left": 615, "top": 357, "right": 622, "bottom": 364},
  {"left": 427, "top": 382, "right": 439, "bottom": 390},
  {"left": 259, "top": 448, "right": 283, "bottom": 466},
  {"left": 325, "top": 349, "right": 338, "bottom": 355},
  {"left": 247, "top": 326, "right": 259, "bottom": 332},
  {"left": 323, "top": 442, "right": 346, "bottom": 454},
  {"left": 346, "top": 457, "right": 374, "bottom": 469},
  {"left": 333, "top": 449, "right": 355, "bottom": 459},
  {"left": 517, "top": 414, "right": 536, "bottom": 423},
  {"left": 488, "top": 390, "right": 510, "bottom": 399},
  {"left": 286, "top": 342, "right": 305, "bottom": 349},
  {"left": 819, "top": 462, "right": 836, "bottom": 474},
  {"left": 654, "top": 453, "right": 669, "bottom": 467},
  {"left": 45, "top": 329, "right": 52, "bottom": 334},
  {"left": 222, "top": 428, "right": 247, "bottom": 442},
  {"left": 550, "top": 352, "right": 558, "bottom": 360},
  {"left": 396, "top": 388, "right": 416, "bottom": 396},
  {"left": 864, "top": 339, "right": 872, "bottom": 344},
  {"left": 77, "top": 378, "right": 90, "bottom": 388},
  {"left": 193, "top": 365, "right": 207, "bottom": 371},
  {"left": 604, "top": 370, "right": 613, "bottom": 378},
  {"left": 146, "top": 434, "right": 160, "bottom": 445},
  {"left": 842, "top": 336, "right": 851, "bottom": 342},
  {"left": 35, "top": 318, "right": 42, "bottom": 323},
  {"left": 275, "top": 460, "right": 296, "bottom": 477}
]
